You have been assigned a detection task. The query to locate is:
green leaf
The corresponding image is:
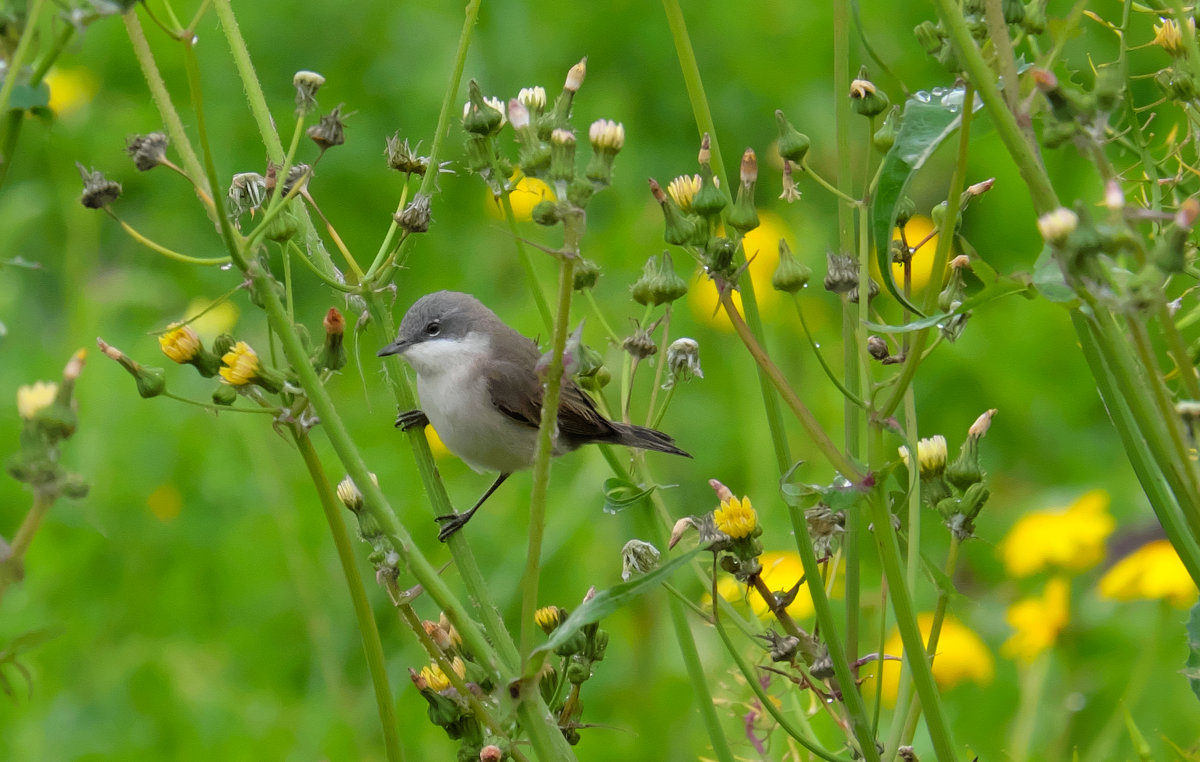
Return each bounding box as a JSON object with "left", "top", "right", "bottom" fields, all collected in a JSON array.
[
  {"left": 534, "top": 547, "right": 702, "bottom": 656},
  {"left": 602, "top": 477, "right": 656, "bottom": 514},
  {"left": 864, "top": 271, "right": 1032, "bottom": 333},
  {"left": 1032, "top": 245, "right": 1078, "bottom": 305},
  {"left": 1186, "top": 601, "right": 1200, "bottom": 703},
  {"left": 872, "top": 91, "right": 976, "bottom": 316},
  {"left": 7, "top": 82, "right": 50, "bottom": 111}
]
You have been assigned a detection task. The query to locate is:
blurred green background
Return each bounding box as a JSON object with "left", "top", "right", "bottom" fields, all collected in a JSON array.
[{"left": 1, "top": 0, "right": 1195, "bottom": 760}]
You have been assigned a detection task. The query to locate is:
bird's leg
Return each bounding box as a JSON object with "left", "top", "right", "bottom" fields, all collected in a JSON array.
[
  {"left": 395, "top": 409, "right": 429, "bottom": 430},
  {"left": 436, "top": 472, "right": 512, "bottom": 542}
]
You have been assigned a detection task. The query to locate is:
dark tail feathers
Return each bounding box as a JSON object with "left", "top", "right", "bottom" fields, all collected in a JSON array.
[{"left": 610, "top": 422, "right": 690, "bottom": 458}]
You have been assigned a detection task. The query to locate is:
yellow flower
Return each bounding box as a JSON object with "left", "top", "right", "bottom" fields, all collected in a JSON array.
[
  {"left": 1153, "top": 17, "right": 1193, "bottom": 57},
  {"left": 713, "top": 496, "right": 757, "bottom": 539},
  {"left": 667, "top": 174, "right": 702, "bottom": 211},
  {"left": 867, "top": 613, "right": 994, "bottom": 705},
  {"left": 999, "top": 490, "right": 1115, "bottom": 577},
  {"left": 420, "top": 662, "right": 452, "bottom": 692},
  {"left": 1098, "top": 539, "right": 1198, "bottom": 607},
  {"left": 887, "top": 215, "right": 940, "bottom": 293},
  {"left": 485, "top": 174, "right": 555, "bottom": 221},
  {"left": 219, "top": 341, "right": 260, "bottom": 386},
  {"left": 687, "top": 211, "right": 795, "bottom": 331},
  {"left": 45, "top": 67, "right": 98, "bottom": 117},
  {"left": 898, "top": 434, "right": 947, "bottom": 477},
  {"left": 534, "top": 605, "right": 563, "bottom": 633},
  {"left": 1002, "top": 576, "right": 1070, "bottom": 663},
  {"left": 714, "top": 551, "right": 828, "bottom": 620},
  {"left": 159, "top": 323, "right": 201, "bottom": 363},
  {"left": 17, "top": 381, "right": 58, "bottom": 420},
  {"left": 184, "top": 297, "right": 239, "bottom": 337}
]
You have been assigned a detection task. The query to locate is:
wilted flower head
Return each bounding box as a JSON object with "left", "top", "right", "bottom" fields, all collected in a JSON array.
[
  {"left": 385, "top": 134, "right": 429, "bottom": 175},
  {"left": 76, "top": 162, "right": 122, "bottom": 209},
  {"left": 664, "top": 337, "right": 702, "bottom": 389},
  {"left": 227, "top": 172, "right": 267, "bottom": 216},
  {"left": 125, "top": 132, "right": 169, "bottom": 171},
  {"left": 307, "top": 105, "right": 347, "bottom": 150}
]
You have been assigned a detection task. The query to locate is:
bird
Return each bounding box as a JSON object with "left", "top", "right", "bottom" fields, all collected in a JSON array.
[{"left": 377, "top": 290, "right": 689, "bottom": 541}]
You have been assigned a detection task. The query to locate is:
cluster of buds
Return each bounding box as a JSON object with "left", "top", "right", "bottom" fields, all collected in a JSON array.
[
  {"left": 630, "top": 251, "right": 688, "bottom": 306},
  {"left": 899, "top": 410, "right": 996, "bottom": 540},
  {"left": 823, "top": 251, "right": 878, "bottom": 304},
  {"left": 670, "top": 479, "right": 764, "bottom": 581},
  {"left": 648, "top": 134, "right": 764, "bottom": 285},
  {"left": 6, "top": 351, "right": 89, "bottom": 502},
  {"left": 913, "top": 2, "right": 1043, "bottom": 74},
  {"left": 534, "top": 588, "right": 610, "bottom": 745},
  {"left": 408, "top": 612, "right": 499, "bottom": 753},
  {"left": 936, "top": 255, "right": 975, "bottom": 342}
]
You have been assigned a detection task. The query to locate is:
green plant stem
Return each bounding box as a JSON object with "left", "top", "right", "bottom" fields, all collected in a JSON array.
[
  {"left": 1007, "top": 653, "right": 1050, "bottom": 762},
  {"left": 501, "top": 194, "right": 554, "bottom": 334},
  {"left": 0, "top": 491, "right": 56, "bottom": 600},
  {"left": 866, "top": 433, "right": 956, "bottom": 761},
  {"left": 932, "top": 0, "right": 1059, "bottom": 214},
  {"left": 711, "top": 597, "right": 850, "bottom": 762},
  {"left": 519, "top": 249, "right": 577, "bottom": 658},
  {"left": 293, "top": 431, "right": 402, "bottom": 762},
  {"left": 108, "top": 212, "right": 231, "bottom": 266},
  {"left": 799, "top": 157, "right": 861, "bottom": 206},
  {"left": 667, "top": 588, "right": 737, "bottom": 762},
  {"left": 783, "top": 501, "right": 881, "bottom": 762},
  {"left": 211, "top": 0, "right": 282, "bottom": 163},
  {"left": 719, "top": 287, "right": 862, "bottom": 481},
  {"left": 792, "top": 298, "right": 866, "bottom": 407},
  {"left": 0, "top": 0, "right": 45, "bottom": 155}
]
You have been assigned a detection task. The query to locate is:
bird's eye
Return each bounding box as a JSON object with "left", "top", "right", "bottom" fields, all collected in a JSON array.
[{"left": 425, "top": 321, "right": 440, "bottom": 336}]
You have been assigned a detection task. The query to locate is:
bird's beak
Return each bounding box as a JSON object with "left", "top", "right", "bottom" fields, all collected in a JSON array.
[{"left": 376, "top": 338, "right": 410, "bottom": 358}]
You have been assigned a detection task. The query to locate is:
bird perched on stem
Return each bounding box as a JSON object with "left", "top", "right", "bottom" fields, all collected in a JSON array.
[{"left": 378, "top": 291, "right": 689, "bottom": 541}]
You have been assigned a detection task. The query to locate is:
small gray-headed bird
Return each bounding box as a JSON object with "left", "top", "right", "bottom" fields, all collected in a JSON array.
[{"left": 377, "top": 291, "right": 689, "bottom": 540}]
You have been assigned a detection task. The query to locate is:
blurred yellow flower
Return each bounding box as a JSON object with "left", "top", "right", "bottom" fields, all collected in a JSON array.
[
  {"left": 185, "top": 297, "right": 239, "bottom": 338},
  {"left": 687, "top": 211, "right": 795, "bottom": 331},
  {"left": 881, "top": 215, "right": 940, "bottom": 293},
  {"left": 713, "top": 495, "right": 757, "bottom": 538},
  {"left": 485, "top": 175, "right": 555, "bottom": 221},
  {"left": 17, "top": 381, "right": 58, "bottom": 420},
  {"left": 1002, "top": 576, "right": 1069, "bottom": 663},
  {"left": 713, "top": 550, "right": 829, "bottom": 620},
  {"left": 867, "top": 613, "right": 994, "bottom": 705},
  {"left": 1098, "top": 539, "right": 1198, "bottom": 607},
  {"left": 999, "top": 490, "right": 1115, "bottom": 578},
  {"left": 45, "top": 67, "right": 98, "bottom": 117},
  {"left": 147, "top": 483, "right": 183, "bottom": 522}
]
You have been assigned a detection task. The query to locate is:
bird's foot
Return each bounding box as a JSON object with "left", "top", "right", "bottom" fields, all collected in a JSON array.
[
  {"left": 434, "top": 510, "right": 474, "bottom": 542},
  {"left": 395, "top": 409, "right": 429, "bottom": 431}
]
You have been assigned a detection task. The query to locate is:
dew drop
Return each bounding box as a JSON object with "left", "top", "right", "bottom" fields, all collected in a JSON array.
[
  {"left": 914, "top": 90, "right": 932, "bottom": 103},
  {"left": 220, "top": 263, "right": 233, "bottom": 271}
]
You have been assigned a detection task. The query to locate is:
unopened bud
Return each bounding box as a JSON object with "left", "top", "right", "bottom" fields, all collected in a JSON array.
[
  {"left": 631, "top": 251, "right": 688, "bottom": 305},
  {"left": 775, "top": 110, "right": 812, "bottom": 163},
  {"left": 293, "top": 70, "right": 325, "bottom": 114},
  {"left": 564, "top": 58, "right": 587, "bottom": 92},
  {"left": 1037, "top": 207, "right": 1079, "bottom": 246},
  {"left": 867, "top": 335, "right": 890, "bottom": 361},
  {"left": 96, "top": 338, "right": 165, "bottom": 398},
  {"left": 336, "top": 475, "right": 364, "bottom": 511},
  {"left": 772, "top": 239, "right": 812, "bottom": 293},
  {"left": 727, "top": 147, "right": 759, "bottom": 233}
]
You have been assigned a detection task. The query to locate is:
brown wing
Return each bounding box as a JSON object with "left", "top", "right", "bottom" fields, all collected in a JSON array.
[{"left": 486, "top": 355, "right": 617, "bottom": 444}]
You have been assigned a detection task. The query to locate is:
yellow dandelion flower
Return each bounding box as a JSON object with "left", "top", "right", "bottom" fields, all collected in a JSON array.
[
  {"left": 16, "top": 381, "right": 58, "bottom": 420},
  {"left": 866, "top": 613, "right": 994, "bottom": 705},
  {"left": 534, "top": 605, "right": 563, "bottom": 633},
  {"left": 667, "top": 174, "right": 702, "bottom": 211},
  {"left": 999, "top": 490, "right": 1115, "bottom": 577},
  {"left": 159, "top": 323, "right": 202, "bottom": 363},
  {"left": 688, "top": 211, "right": 794, "bottom": 331},
  {"left": 1002, "top": 576, "right": 1070, "bottom": 663},
  {"left": 1099, "top": 539, "right": 1198, "bottom": 607},
  {"left": 898, "top": 434, "right": 948, "bottom": 477},
  {"left": 485, "top": 174, "right": 555, "bottom": 221},
  {"left": 713, "top": 496, "right": 757, "bottom": 539},
  {"left": 419, "top": 663, "right": 452, "bottom": 692},
  {"left": 45, "top": 67, "right": 98, "bottom": 117},
  {"left": 184, "top": 297, "right": 239, "bottom": 337},
  {"left": 219, "top": 341, "right": 260, "bottom": 386},
  {"left": 882, "top": 215, "right": 941, "bottom": 293}
]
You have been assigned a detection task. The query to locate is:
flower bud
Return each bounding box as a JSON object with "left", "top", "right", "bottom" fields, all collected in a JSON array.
[
  {"left": 649, "top": 178, "right": 705, "bottom": 246},
  {"left": 316, "top": 307, "right": 346, "bottom": 372},
  {"left": 573, "top": 258, "right": 600, "bottom": 291},
  {"left": 97, "top": 338, "right": 165, "bottom": 399},
  {"left": 823, "top": 252, "right": 857, "bottom": 294},
  {"left": 1153, "top": 198, "right": 1199, "bottom": 273},
  {"left": 1153, "top": 17, "right": 1192, "bottom": 58},
  {"left": 913, "top": 20, "right": 945, "bottom": 54},
  {"left": 1036, "top": 207, "right": 1079, "bottom": 246},
  {"left": 691, "top": 135, "right": 727, "bottom": 219},
  {"left": 622, "top": 327, "right": 658, "bottom": 360},
  {"left": 631, "top": 251, "right": 688, "bottom": 306},
  {"left": 531, "top": 199, "right": 562, "bottom": 226},
  {"left": 1002, "top": 0, "right": 1025, "bottom": 24},
  {"left": 775, "top": 110, "right": 811, "bottom": 163},
  {"left": 336, "top": 474, "right": 364, "bottom": 512},
  {"left": 585, "top": 119, "right": 624, "bottom": 186},
  {"left": 564, "top": 58, "right": 587, "bottom": 92},
  {"left": 1155, "top": 66, "right": 1198, "bottom": 102},
  {"left": 76, "top": 162, "right": 121, "bottom": 209},
  {"left": 772, "top": 239, "right": 812, "bottom": 293},
  {"left": 534, "top": 605, "right": 565, "bottom": 634},
  {"left": 518, "top": 86, "right": 547, "bottom": 114},
  {"left": 549, "top": 128, "right": 576, "bottom": 182},
  {"left": 727, "top": 148, "right": 760, "bottom": 234},
  {"left": 850, "top": 74, "right": 890, "bottom": 117},
  {"left": 867, "top": 335, "right": 890, "bottom": 361},
  {"left": 462, "top": 80, "right": 504, "bottom": 136},
  {"left": 873, "top": 106, "right": 899, "bottom": 153}
]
